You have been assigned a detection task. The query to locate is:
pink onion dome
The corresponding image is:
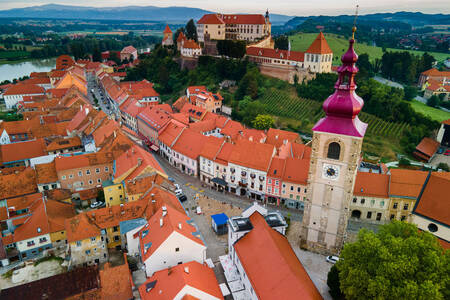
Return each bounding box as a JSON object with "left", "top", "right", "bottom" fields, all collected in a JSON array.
[{"left": 312, "top": 37, "right": 367, "bottom": 137}]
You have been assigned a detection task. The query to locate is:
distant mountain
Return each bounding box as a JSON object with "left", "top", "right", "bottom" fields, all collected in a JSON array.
[
  {"left": 0, "top": 4, "right": 291, "bottom": 24},
  {"left": 0, "top": 4, "right": 213, "bottom": 23}
]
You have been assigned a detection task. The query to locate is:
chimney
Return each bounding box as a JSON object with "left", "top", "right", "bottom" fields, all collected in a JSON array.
[
  {"left": 160, "top": 218, "right": 163, "bottom": 227},
  {"left": 178, "top": 223, "right": 182, "bottom": 230},
  {"left": 184, "top": 267, "right": 189, "bottom": 274}
]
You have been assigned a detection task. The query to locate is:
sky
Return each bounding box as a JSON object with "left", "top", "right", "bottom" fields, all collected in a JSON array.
[{"left": 0, "top": 0, "right": 449, "bottom": 15}]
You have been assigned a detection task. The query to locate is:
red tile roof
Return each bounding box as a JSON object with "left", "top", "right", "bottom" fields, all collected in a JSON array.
[
  {"left": 414, "top": 137, "right": 440, "bottom": 159},
  {"left": 197, "top": 14, "right": 225, "bottom": 25},
  {"left": 215, "top": 142, "right": 235, "bottom": 166},
  {"left": 265, "top": 128, "right": 300, "bottom": 149},
  {"left": 65, "top": 213, "right": 101, "bottom": 243},
  {"left": 413, "top": 172, "right": 450, "bottom": 226},
  {"left": 267, "top": 157, "right": 285, "bottom": 179},
  {"left": 306, "top": 32, "right": 332, "bottom": 54},
  {"left": 0, "top": 138, "right": 47, "bottom": 165},
  {"left": 247, "top": 47, "right": 305, "bottom": 62},
  {"left": 187, "top": 86, "right": 207, "bottom": 95},
  {"left": 121, "top": 45, "right": 137, "bottom": 54},
  {"left": 138, "top": 105, "right": 173, "bottom": 131},
  {"left": 220, "top": 119, "right": 244, "bottom": 138},
  {"left": 46, "top": 136, "right": 81, "bottom": 152},
  {"left": 139, "top": 205, "right": 204, "bottom": 262},
  {"left": 3, "top": 83, "right": 45, "bottom": 96},
  {"left": 282, "top": 157, "right": 309, "bottom": 185},
  {"left": 54, "top": 152, "right": 114, "bottom": 171},
  {"left": 389, "top": 169, "right": 428, "bottom": 198},
  {"left": 35, "top": 161, "right": 58, "bottom": 184},
  {"left": 221, "top": 14, "right": 267, "bottom": 24},
  {"left": 353, "top": 172, "right": 389, "bottom": 198},
  {"left": 229, "top": 140, "right": 275, "bottom": 171},
  {"left": 158, "top": 121, "right": 186, "bottom": 147},
  {"left": 234, "top": 212, "right": 322, "bottom": 300},
  {"left": 114, "top": 144, "right": 165, "bottom": 181},
  {"left": 171, "top": 129, "right": 209, "bottom": 160},
  {"left": 0, "top": 167, "right": 38, "bottom": 199},
  {"left": 421, "top": 68, "right": 450, "bottom": 77},
  {"left": 182, "top": 39, "right": 201, "bottom": 49},
  {"left": 199, "top": 137, "right": 224, "bottom": 160},
  {"left": 163, "top": 24, "right": 172, "bottom": 34},
  {"left": 6, "top": 193, "right": 42, "bottom": 212},
  {"left": 100, "top": 262, "right": 133, "bottom": 300},
  {"left": 139, "top": 261, "right": 223, "bottom": 300}
]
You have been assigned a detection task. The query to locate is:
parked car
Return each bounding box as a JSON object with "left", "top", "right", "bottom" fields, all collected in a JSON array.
[
  {"left": 175, "top": 189, "right": 183, "bottom": 196},
  {"left": 437, "top": 147, "right": 445, "bottom": 154},
  {"left": 178, "top": 195, "right": 187, "bottom": 202},
  {"left": 90, "top": 201, "right": 105, "bottom": 209},
  {"left": 174, "top": 183, "right": 181, "bottom": 189},
  {"left": 326, "top": 255, "right": 340, "bottom": 264}
]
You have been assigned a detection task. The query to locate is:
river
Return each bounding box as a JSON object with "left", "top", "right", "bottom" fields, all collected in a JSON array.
[{"left": 0, "top": 58, "right": 57, "bottom": 82}]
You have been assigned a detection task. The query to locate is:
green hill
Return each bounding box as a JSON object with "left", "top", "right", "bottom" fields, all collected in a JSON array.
[{"left": 289, "top": 33, "right": 449, "bottom": 65}]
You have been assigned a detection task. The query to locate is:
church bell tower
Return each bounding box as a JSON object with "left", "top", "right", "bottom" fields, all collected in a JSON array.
[{"left": 300, "top": 29, "right": 367, "bottom": 254}]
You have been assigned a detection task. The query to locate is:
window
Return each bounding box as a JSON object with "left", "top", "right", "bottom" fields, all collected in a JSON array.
[
  {"left": 27, "top": 241, "right": 35, "bottom": 247},
  {"left": 353, "top": 197, "right": 357, "bottom": 203},
  {"left": 175, "top": 247, "right": 180, "bottom": 252},
  {"left": 105, "top": 167, "right": 109, "bottom": 172},
  {"left": 371, "top": 200, "right": 375, "bottom": 206},
  {"left": 390, "top": 214, "right": 395, "bottom": 220},
  {"left": 428, "top": 223, "right": 438, "bottom": 232},
  {"left": 88, "top": 180, "right": 93, "bottom": 185},
  {"left": 91, "top": 237, "right": 96, "bottom": 243},
  {"left": 114, "top": 236, "right": 119, "bottom": 241},
  {"left": 297, "top": 187, "right": 301, "bottom": 192},
  {"left": 268, "top": 179, "right": 272, "bottom": 184},
  {"left": 96, "top": 168, "right": 100, "bottom": 173},
  {"left": 85, "top": 250, "right": 91, "bottom": 255},
  {"left": 290, "top": 186, "right": 294, "bottom": 191},
  {"left": 76, "top": 241, "right": 82, "bottom": 247},
  {"left": 380, "top": 201, "right": 385, "bottom": 207},
  {"left": 367, "top": 212, "right": 372, "bottom": 219},
  {"left": 113, "top": 226, "right": 118, "bottom": 232},
  {"left": 376, "top": 213, "right": 382, "bottom": 221},
  {"left": 393, "top": 202, "right": 398, "bottom": 209},
  {"left": 327, "top": 142, "right": 341, "bottom": 159},
  {"left": 275, "top": 180, "right": 279, "bottom": 185},
  {"left": 361, "top": 198, "right": 365, "bottom": 204},
  {"left": 97, "top": 178, "right": 101, "bottom": 183},
  {"left": 62, "top": 175, "right": 66, "bottom": 180},
  {"left": 403, "top": 204, "right": 409, "bottom": 210},
  {"left": 400, "top": 215, "right": 406, "bottom": 221},
  {"left": 86, "top": 169, "right": 91, "bottom": 175},
  {"left": 69, "top": 174, "right": 73, "bottom": 179},
  {"left": 39, "top": 237, "right": 47, "bottom": 243},
  {"left": 296, "top": 195, "right": 300, "bottom": 200},
  {"left": 78, "top": 171, "right": 82, "bottom": 177},
  {"left": 290, "top": 194, "right": 293, "bottom": 199}
]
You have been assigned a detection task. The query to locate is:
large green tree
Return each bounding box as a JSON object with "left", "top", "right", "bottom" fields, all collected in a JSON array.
[
  {"left": 337, "top": 221, "right": 450, "bottom": 300},
  {"left": 274, "top": 35, "right": 289, "bottom": 50},
  {"left": 185, "top": 19, "right": 198, "bottom": 42},
  {"left": 252, "top": 114, "right": 274, "bottom": 130}
]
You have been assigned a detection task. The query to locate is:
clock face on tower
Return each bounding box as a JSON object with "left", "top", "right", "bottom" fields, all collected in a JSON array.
[{"left": 322, "top": 163, "right": 340, "bottom": 180}]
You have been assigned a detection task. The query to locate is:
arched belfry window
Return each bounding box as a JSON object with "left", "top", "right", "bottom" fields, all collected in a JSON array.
[{"left": 327, "top": 142, "right": 341, "bottom": 160}]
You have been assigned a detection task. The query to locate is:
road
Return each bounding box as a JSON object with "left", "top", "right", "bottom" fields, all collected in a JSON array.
[
  {"left": 86, "top": 73, "right": 113, "bottom": 115},
  {"left": 152, "top": 153, "right": 381, "bottom": 234}
]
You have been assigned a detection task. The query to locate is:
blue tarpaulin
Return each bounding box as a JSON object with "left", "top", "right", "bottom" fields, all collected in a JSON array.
[{"left": 211, "top": 213, "right": 229, "bottom": 226}]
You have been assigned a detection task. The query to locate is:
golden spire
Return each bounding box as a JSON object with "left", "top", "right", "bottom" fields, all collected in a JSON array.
[{"left": 352, "top": 4, "right": 359, "bottom": 40}]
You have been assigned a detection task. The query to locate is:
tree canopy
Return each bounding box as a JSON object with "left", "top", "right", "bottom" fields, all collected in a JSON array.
[
  {"left": 185, "top": 19, "right": 198, "bottom": 42},
  {"left": 252, "top": 114, "right": 274, "bottom": 130},
  {"left": 274, "top": 35, "right": 289, "bottom": 50},
  {"left": 337, "top": 221, "right": 450, "bottom": 300}
]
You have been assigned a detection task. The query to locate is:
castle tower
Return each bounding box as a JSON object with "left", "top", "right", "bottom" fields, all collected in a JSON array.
[
  {"left": 300, "top": 33, "right": 367, "bottom": 254},
  {"left": 304, "top": 32, "right": 333, "bottom": 73},
  {"left": 162, "top": 25, "right": 173, "bottom": 47}
]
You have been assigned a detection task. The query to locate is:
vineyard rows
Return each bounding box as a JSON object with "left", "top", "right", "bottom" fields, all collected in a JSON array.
[{"left": 260, "top": 90, "right": 408, "bottom": 138}]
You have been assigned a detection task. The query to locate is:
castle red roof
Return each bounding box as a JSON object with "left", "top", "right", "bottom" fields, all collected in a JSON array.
[
  {"left": 163, "top": 24, "right": 172, "bottom": 34},
  {"left": 247, "top": 47, "right": 305, "bottom": 62},
  {"left": 306, "top": 32, "right": 332, "bottom": 54},
  {"left": 197, "top": 14, "right": 225, "bottom": 24}
]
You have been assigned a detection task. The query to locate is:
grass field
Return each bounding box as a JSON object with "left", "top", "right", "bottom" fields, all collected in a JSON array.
[
  {"left": 289, "top": 33, "right": 449, "bottom": 64},
  {"left": 410, "top": 100, "right": 450, "bottom": 122}
]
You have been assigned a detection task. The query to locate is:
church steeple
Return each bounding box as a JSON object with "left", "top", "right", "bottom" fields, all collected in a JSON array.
[{"left": 312, "top": 36, "right": 367, "bottom": 137}]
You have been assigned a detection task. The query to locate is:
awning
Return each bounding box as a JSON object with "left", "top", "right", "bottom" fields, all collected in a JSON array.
[
  {"left": 211, "top": 177, "right": 227, "bottom": 186},
  {"left": 150, "top": 144, "right": 159, "bottom": 152},
  {"left": 219, "top": 283, "right": 231, "bottom": 297}
]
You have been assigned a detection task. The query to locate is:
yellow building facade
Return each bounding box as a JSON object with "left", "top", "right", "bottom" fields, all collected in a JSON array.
[
  {"left": 103, "top": 180, "right": 126, "bottom": 207},
  {"left": 388, "top": 197, "right": 415, "bottom": 222}
]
